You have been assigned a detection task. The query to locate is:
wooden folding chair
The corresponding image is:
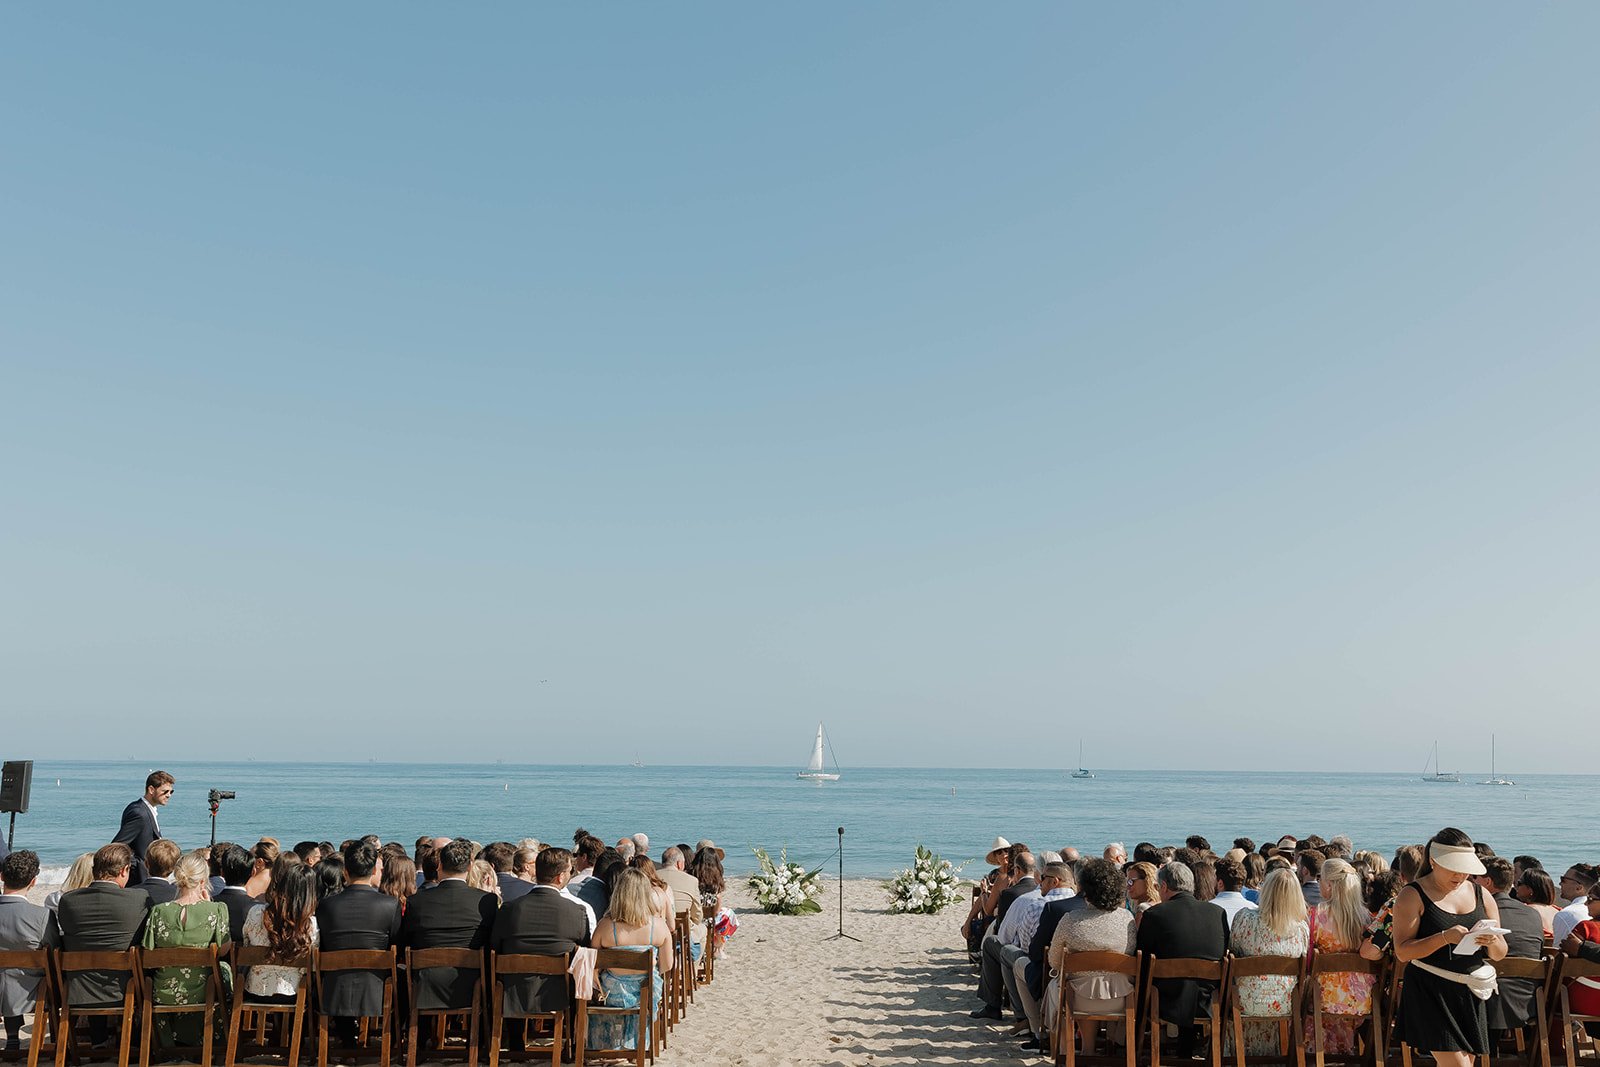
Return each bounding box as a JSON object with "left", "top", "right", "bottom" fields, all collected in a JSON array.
[
  {"left": 224, "top": 946, "right": 311, "bottom": 1067},
  {"left": 403, "top": 948, "right": 483, "bottom": 1067},
  {"left": 0, "top": 948, "right": 59, "bottom": 1067},
  {"left": 1144, "top": 955, "right": 1229, "bottom": 1067},
  {"left": 53, "top": 948, "right": 139, "bottom": 1067},
  {"left": 1224, "top": 954, "right": 1306, "bottom": 1067},
  {"left": 573, "top": 949, "right": 655, "bottom": 1067},
  {"left": 1307, "top": 952, "right": 1384, "bottom": 1067},
  {"left": 313, "top": 948, "right": 396, "bottom": 1067},
  {"left": 1050, "top": 950, "right": 1141, "bottom": 1067},
  {"left": 487, "top": 951, "right": 568, "bottom": 1067},
  {"left": 673, "top": 914, "right": 695, "bottom": 1011},
  {"left": 136, "top": 945, "right": 227, "bottom": 1067},
  {"left": 1555, "top": 955, "right": 1600, "bottom": 1067},
  {"left": 699, "top": 918, "right": 715, "bottom": 986},
  {"left": 1480, "top": 955, "right": 1553, "bottom": 1067}
]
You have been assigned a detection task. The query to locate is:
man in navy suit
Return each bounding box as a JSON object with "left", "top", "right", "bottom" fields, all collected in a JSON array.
[{"left": 113, "top": 771, "right": 173, "bottom": 885}]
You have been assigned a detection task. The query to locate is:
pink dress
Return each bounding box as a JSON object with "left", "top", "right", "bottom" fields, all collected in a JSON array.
[{"left": 1306, "top": 905, "right": 1375, "bottom": 1054}]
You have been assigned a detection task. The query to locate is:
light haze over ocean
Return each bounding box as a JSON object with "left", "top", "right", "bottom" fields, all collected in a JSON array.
[{"left": 4, "top": 7, "right": 1599, "bottom": 770}]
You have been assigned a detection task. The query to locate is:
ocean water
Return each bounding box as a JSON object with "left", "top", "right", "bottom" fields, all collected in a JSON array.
[{"left": 5, "top": 760, "right": 1586, "bottom": 882}]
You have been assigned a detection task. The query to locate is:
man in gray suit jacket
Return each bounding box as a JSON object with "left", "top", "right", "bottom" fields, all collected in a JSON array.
[
  {"left": 52, "top": 844, "right": 151, "bottom": 1045},
  {"left": 0, "top": 850, "right": 55, "bottom": 1050}
]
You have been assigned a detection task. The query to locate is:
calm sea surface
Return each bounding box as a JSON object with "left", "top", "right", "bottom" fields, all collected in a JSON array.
[{"left": 5, "top": 761, "right": 1587, "bottom": 881}]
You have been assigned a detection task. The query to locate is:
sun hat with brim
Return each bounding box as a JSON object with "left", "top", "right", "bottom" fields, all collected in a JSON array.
[
  {"left": 695, "top": 839, "right": 726, "bottom": 861},
  {"left": 1039, "top": 851, "right": 1063, "bottom": 866},
  {"left": 984, "top": 837, "right": 1012, "bottom": 865},
  {"left": 1430, "top": 842, "right": 1487, "bottom": 876}
]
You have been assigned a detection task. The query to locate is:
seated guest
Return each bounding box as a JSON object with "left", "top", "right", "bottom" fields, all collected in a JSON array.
[
  {"left": 140, "top": 839, "right": 182, "bottom": 905},
  {"left": 0, "top": 850, "right": 53, "bottom": 1052},
  {"left": 1035, "top": 859, "right": 1132, "bottom": 1056},
  {"left": 1297, "top": 850, "right": 1325, "bottom": 907},
  {"left": 1553, "top": 864, "right": 1599, "bottom": 945},
  {"left": 241, "top": 861, "right": 318, "bottom": 1002},
  {"left": 489, "top": 846, "right": 592, "bottom": 1027},
  {"left": 1514, "top": 868, "right": 1559, "bottom": 940},
  {"left": 566, "top": 833, "right": 605, "bottom": 900},
  {"left": 587, "top": 869, "right": 674, "bottom": 1052},
  {"left": 213, "top": 844, "right": 257, "bottom": 944},
  {"left": 317, "top": 841, "right": 401, "bottom": 1047},
  {"left": 1557, "top": 888, "right": 1600, "bottom": 1034},
  {"left": 993, "top": 847, "right": 1038, "bottom": 929},
  {"left": 970, "top": 855, "right": 1057, "bottom": 1021},
  {"left": 1229, "top": 868, "right": 1309, "bottom": 1055},
  {"left": 657, "top": 848, "right": 705, "bottom": 960},
  {"left": 379, "top": 856, "right": 418, "bottom": 916},
  {"left": 615, "top": 839, "right": 636, "bottom": 861},
  {"left": 54, "top": 843, "right": 152, "bottom": 1047},
  {"left": 469, "top": 859, "right": 500, "bottom": 898},
  {"left": 482, "top": 843, "right": 523, "bottom": 901},
  {"left": 1242, "top": 853, "right": 1266, "bottom": 903},
  {"left": 1127, "top": 862, "right": 1161, "bottom": 920},
  {"left": 574, "top": 848, "right": 620, "bottom": 920},
  {"left": 499, "top": 847, "right": 537, "bottom": 903},
  {"left": 44, "top": 854, "right": 96, "bottom": 915},
  {"left": 693, "top": 845, "right": 728, "bottom": 959},
  {"left": 140, "top": 854, "right": 231, "bottom": 1047},
  {"left": 1103, "top": 843, "right": 1127, "bottom": 866},
  {"left": 315, "top": 855, "right": 346, "bottom": 903},
  {"left": 630, "top": 857, "right": 676, "bottom": 925},
  {"left": 1477, "top": 857, "right": 1544, "bottom": 1036},
  {"left": 399, "top": 839, "right": 497, "bottom": 1013},
  {"left": 1135, "top": 861, "right": 1229, "bottom": 1058},
  {"left": 1308, "top": 858, "right": 1373, "bottom": 1055},
  {"left": 293, "top": 842, "right": 322, "bottom": 867},
  {"left": 245, "top": 840, "right": 278, "bottom": 899},
  {"left": 1212, "top": 857, "right": 1257, "bottom": 929}
]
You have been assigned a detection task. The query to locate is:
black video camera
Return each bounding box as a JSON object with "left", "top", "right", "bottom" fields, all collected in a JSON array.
[{"left": 208, "top": 789, "right": 236, "bottom": 805}]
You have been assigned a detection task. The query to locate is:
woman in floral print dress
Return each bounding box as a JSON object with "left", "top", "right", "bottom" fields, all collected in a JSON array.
[
  {"left": 1229, "top": 868, "right": 1310, "bottom": 1055},
  {"left": 141, "top": 854, "right": 232, "bottom": 1047}
]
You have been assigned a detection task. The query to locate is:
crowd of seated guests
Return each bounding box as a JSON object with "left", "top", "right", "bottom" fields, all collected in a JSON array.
[
  {"left": 0, "top": 823, "right": 733, "bottom": 1057},
  {"left": 964, "top": 827, "right": 1598, "bottom": 1065}
]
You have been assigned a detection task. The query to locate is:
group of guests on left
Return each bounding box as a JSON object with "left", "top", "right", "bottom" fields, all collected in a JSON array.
[{"left": 0, "top": 775, "right": 727, "bottom": 1059}]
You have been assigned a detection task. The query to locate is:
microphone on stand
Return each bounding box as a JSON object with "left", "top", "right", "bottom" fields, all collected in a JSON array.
[{"left": 823, "top": 825, "right": 861, "bottom": 942}]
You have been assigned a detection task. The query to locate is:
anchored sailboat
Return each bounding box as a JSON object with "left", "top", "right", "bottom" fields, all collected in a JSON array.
[
  {"left": 1071, "top": 740, "right": 1094, "bottom": 779},
  {"left": 1421, "top": 741, "right": 1460, "bottom": 783},
  {"left": 796, "top": 723, "right": 841, "bottom": 782},
  {"left": 1479, "top": 735, "right": 1513, "bottom": 786}
]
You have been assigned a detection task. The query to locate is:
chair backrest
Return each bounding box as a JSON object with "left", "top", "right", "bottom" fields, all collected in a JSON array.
[
  {"left": 1559, "top": 955, "right": 1600, "bottom": 981},
  {"left": 406, "top": 947, "right": 484, "bottom": 972},
  {"left": 1491, "top": 955, "right": 1549, "bottom": 981},
  {"left": 1228, "top": 953, "right": 1304, "bottom": 980},
  {"left": 1310, "top": 951, "right": 1382, "bottom": 978},
  {"left": 140, "top": 945, "right": 219, "bottom": 971},
  {"left": 0, "top": 948, "right": 51, "bottom": 970},
  {"left": 316, "top": 948, "right": 396, "bottom": 973},
  {"left": 1060, "top": 950, "right": 1142, "bottom": 979},
  {"left": 593, "top": 948, "right": 654, "bottom": 975},
  {"left": 56, "top": 949, "right": 138, "bottom": 974},
  {"left": 1149, "top": 955, "right": 1227, "bottom": 982},
  {"left": 492, "top": 952, "right": 569, "bottom": 977},
  {"left": 233, "top": 945, "right": 313, "bottom": 971}
]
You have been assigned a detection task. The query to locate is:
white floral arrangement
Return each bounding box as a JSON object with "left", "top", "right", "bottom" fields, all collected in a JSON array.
[
  {"left": 884, "top": 844, "right": 968, "bottom": 914},
  {"left": 747, "top": 846, "right": 825, "bottom": 915}
]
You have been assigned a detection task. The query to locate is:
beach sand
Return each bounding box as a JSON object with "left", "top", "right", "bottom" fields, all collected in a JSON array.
[{"left": 19, "top": 879, "right": 1019, "bottom": 1065}]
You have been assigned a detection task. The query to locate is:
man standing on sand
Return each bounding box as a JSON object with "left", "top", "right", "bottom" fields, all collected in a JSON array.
[{"left": 113, "top": 771, "right": 173, "bottom": 885}]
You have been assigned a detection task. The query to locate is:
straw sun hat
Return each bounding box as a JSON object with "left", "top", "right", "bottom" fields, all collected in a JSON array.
[
  {"left": 695, "top": 839, "right": 727, "bottom": 860},
  {"left": 984, "top": 837, "right": 1011, "bottom": 865}
]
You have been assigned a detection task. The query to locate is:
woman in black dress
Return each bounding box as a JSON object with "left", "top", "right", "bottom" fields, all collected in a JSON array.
[{"left": 1393, "top": 828, "right": 1508, "bottom": 1067}]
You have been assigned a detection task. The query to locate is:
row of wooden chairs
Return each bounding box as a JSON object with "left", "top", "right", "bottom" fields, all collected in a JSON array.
[
  {"left": 1047, "top": 950, "right": 1600, "bottom": 1067},
  {"left": 0, "top": 912, "right": 719, "bottom": 1067}
]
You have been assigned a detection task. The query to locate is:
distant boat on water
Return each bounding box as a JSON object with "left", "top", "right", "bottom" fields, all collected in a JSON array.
[
  {"left": 630, "top": 753, "right": 644, "bottom": 768},
  {"left": 1422, "top": 741, "right": 1460, "bottom": 783},
  {"left": 1479, "top": 734, "right": 1514, "bottom": 786},
  {"left": 796, "top": 723, "right": 841, "bottom": 782},
  {"left": 1071, "top": 740, "right": 1094, "bottom": 779}
]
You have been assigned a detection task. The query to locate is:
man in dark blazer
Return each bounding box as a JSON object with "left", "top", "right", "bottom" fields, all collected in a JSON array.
[
  {"left": 399, "top": 839, "right": 497, "bottom": 1012},
  {"left": 993, "top": 851, "right": 1039, "bottom": 929},
  {"left": 51, "top": 844, "right": 151, "bottom": 1045},
  {"left": 317, "top": 840, "right": 402, "bottom": 1046},
  {"left": 490, "top": 846, "right": 590, "bottom": 1018},
  {"left": 498, "top": 847, "right": 537, "bottom": 903},
  {"left": 112, "top": 771, "right": 173, "bottom": 885},
  {"left": 1135, "top": 861, "right": 1229, "bottom": 1057},
  {"left": 1480, "top": 856, "right": 1546, "bottom": 1033},
  {"left": 212, "top": 844, "right": 258, "bottom": 945}
]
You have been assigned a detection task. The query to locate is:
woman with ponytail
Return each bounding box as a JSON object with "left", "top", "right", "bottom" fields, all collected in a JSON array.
[{"left": 1306, "top": 857, "right": 1375, "bottom": 1054}]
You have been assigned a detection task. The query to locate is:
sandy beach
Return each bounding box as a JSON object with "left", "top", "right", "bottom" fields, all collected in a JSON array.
[{"left": 20, "top": 878, "right": 1018, "bottom": 1066}]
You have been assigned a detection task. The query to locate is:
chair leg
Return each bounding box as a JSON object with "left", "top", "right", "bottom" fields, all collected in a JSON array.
[
  {"left": 287, "top": 1005, "right": 304, "bottom": 1067},
  {"left": 139, "top": 998, "right": 153, "bottom": 1067}
]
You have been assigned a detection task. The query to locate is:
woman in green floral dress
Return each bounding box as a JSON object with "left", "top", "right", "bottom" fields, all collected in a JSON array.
[{"left": 141, "top": 854, "right": 232, "bottom": 1046}]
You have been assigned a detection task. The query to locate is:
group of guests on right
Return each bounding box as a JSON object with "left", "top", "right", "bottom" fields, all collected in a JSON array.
[{"left": 962, "top": 826, "right": 1600, "bottom": 1067}]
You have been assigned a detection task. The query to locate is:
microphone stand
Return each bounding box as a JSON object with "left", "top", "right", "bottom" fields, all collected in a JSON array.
[{"left": 823, "top": 826, "right": 861, "bottom": 942}]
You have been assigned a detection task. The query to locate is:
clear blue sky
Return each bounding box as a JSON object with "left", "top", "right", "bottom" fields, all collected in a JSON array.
[{"left": 3, "top": 5, "right": 1597, "bottom": 770}]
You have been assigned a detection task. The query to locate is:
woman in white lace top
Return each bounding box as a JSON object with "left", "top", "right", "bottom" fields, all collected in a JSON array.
[{"left": 242, "top": 861, "right": 319, "bottom": 999}]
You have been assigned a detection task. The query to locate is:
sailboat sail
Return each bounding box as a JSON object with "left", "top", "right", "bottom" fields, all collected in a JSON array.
[{"left": 797, "top": 723, "right": 841, "bottom": 781}]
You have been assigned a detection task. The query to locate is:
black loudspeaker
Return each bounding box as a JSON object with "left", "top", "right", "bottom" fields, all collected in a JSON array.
[{"left": 0, "top": 761, "right": 33, "bottom": 814}]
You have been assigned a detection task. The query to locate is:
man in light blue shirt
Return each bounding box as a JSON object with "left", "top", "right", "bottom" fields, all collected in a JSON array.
[
  {"left": 975, "top": 860, "right": 1073, "bottom": 1024},
  {"left": 1211, "top": 857, "right": 1257, "bottom": 930}
]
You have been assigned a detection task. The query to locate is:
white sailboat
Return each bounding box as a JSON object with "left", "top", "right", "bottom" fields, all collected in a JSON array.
[
  {"left": 1479, "top": 735, "right": 1514, "bottom": 786},
  {"left": 796, "top": 722, "right": 841, "bottom": 781},
  {"left": 1421, "top": 741, "right": 1460, "bottom": 783},
  {"left": 1071, "top": 740, "right": 1094, "bottom": 779}
]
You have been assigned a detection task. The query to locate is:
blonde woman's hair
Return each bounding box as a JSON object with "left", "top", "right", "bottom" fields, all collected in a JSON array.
[
  {"left": 173, "top": 854, "right": 211, "bottom": 893},
  {"left": 469, "top": 859, "right": 498, "bottom": 895},
  {"left": 61, "top": 853, "right": 96, "bottom": 893},
  {"left": 1353, "top": 850, "right": 1389, "bottom": 875},
  {"left": 1257, "top": 867, "right": 1309, "bottom": 939},
  {"left": 607, "top": 868, "right": 654, "bottom": 927},
  {"left": 1128, "top": 862, "right": 1162, "bottom": 906},
  {"left": 1320, "top": 858, "right": 1368, "bottom": 949}
]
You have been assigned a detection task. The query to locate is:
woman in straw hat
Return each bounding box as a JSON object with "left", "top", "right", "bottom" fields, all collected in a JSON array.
[{"left": 1392, "top": 827, "right": 1507, "bottom": 1067}]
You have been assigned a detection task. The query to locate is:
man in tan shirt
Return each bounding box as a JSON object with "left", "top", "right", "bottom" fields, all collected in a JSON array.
[{"left": 658, "top": 846, "right": 704, "bottom": 957}]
